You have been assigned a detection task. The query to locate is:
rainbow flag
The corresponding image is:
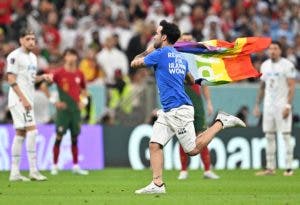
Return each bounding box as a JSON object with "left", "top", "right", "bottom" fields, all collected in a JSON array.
[{"left": 174, "top": 37, "right": 271, "bottom": 85}]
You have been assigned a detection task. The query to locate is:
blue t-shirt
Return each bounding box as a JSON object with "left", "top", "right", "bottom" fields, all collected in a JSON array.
[{"left": 144, "top": 46, "right": 192, "bottom": 111}]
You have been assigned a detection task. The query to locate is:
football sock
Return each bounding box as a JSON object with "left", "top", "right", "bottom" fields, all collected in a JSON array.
[
  {"left": 200, "top": 146, "right": 211, "bottom": 171},
  {"left": 26, "top": 130, "right": 38, "bottom": 173},
  {"left": 179, "top": 145, "right": 188, "bottom": 170},
  {"left": 53, "top": 144, "right": 60, "bottom": 165},
  {"left": 283, "top": 133, "right": 293, "bottom": 170},
  {"left": 11, "top": 135, "right": 24, "bottom": 174},
  {"left": 72, "top": 145, "right": 78, "bottom": 164},
  {"left": 265, "top": 133, "right": 276, "bottom": 170}
]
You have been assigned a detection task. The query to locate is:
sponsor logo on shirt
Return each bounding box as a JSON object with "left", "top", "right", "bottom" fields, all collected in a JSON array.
[{"left": 10, "top": 58, "right": 15, "bottom": 64}]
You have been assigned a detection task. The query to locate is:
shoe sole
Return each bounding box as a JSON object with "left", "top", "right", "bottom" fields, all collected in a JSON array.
[
  {"left": 135, "top": 191, "right": 166, "bottom": 194},
  {"left": 203, "top": 176, "right": 220, "bottom": 179},
  {"left": 29, "top": 175, "right": 48, "bottom": 181},
  {"left": 9, "top": 178, "right": 30, "bottom": 182},
  {"left": 30, "top": 178, "right": 48, "bottom": 181}
]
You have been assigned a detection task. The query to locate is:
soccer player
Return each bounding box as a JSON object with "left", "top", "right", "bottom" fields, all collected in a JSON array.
[
  {"left": 253, "top": 41, "right": 296, "bottom": 176},
  {"left": 177, "top": 33, "right": 219, "bottom": 180},
  {"left": 51, "top": 48, "right": 89, "bottom": 175},
  {"left": 6, "top": 28, "right": 52, "bottom": 181},
  {"left": 131, "top": 20, "right": 245, "bottom": 194}
]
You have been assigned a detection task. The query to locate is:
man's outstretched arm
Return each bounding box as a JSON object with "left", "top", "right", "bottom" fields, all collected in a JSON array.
[{"left": 131, "top": 44, "right": 155, "bottom": 69}]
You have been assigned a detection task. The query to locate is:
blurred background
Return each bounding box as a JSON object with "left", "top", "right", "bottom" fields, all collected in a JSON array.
[{"left": 0, "top": 0, "right": 299, "bottom": 171}]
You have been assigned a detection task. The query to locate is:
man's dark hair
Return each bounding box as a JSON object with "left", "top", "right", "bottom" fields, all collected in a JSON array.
[
  {"left": 19, "top": 28, "right": 35, "bottom": 38},
  {"left": 63, "top": 48, "right": 79, "bottom": 58},
  {"left": 159, "top": 20, "right": 181, "bottom": 44},
  {"left": 271, "top": 41, "right": 282, "bottom": 50},
  {"left": 181, "top": 32, "right": 192, "bottom": 36}
]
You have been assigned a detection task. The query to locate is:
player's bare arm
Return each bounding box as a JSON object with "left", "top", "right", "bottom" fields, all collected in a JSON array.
[
  {"left": 282, "top": 77, "right": 295, "bottom": 119},
  {"left": 35, "top": 73, "right": 53, "bottom": 83},
  {"left": 202, "top": 85, "right": 214, "bottom": 116},
  {"left": 253, "top": 81, "right": 265, "bottom": 117},
  {"left": 131, "top": 44, "right": 156, "bottom": 69},
  {"left": 78, "top": 89, "right": 89, "bottom": 109},
  {"left": 185, "top": 72, "right": 195, "bottom": 85},
  {"left": 6, "top": 72, "right": 32, "bottom": 111}
]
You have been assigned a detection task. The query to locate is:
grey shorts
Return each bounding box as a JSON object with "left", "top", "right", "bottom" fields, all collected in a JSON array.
[{"left": 151, "top": 105, "right": 196, "bottom": 153}]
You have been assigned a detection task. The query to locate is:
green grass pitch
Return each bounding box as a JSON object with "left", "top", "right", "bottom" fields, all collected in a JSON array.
[{"left": 0, "top": 168, "right": 299, "bottom": 205}]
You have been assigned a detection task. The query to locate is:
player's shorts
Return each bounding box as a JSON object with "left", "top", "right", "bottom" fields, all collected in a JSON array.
[
  {"left": 9, "top": 104, "right": 36, "bottom": 129},
  {"left": 55, "top": 109, "right": 81, "bottom": 137},
  {"left": 263, "top": 106, "right": 292, "bottom": 133},
  {"left": 151, "top": 105, "right": 196, "bottom": 153}
]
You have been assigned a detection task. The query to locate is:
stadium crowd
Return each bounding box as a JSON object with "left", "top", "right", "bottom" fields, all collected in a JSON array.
[{"left": 0, "top": 0, "right": 299, "bottom": 125}]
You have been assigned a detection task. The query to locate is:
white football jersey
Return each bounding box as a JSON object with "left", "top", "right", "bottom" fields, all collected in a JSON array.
[
  {"left": 6, "top": 47, "right": 38, "bottom": 108},
  {"left": 260, "top": 58, "right": 296, "bottom": 109}
]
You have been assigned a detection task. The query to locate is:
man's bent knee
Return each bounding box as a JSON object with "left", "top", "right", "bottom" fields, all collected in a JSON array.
[
  {"left": 16, "top": 129, "right": 26, "bottom": 137},
  {"left": 187, "top": 148, "right": 200, "bottom": 156},
  {"left": 149, "top": 142, "right": 163, "bottom": 151}
]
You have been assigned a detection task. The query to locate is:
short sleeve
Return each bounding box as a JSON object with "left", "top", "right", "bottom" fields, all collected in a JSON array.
[
  {"left": 144, "top": 49, "right": 161, "bottom": 68},
  {"left": 79, "top": 71, "right": 86, "bottom": 89},
  {"left": 285, "top": 61, "right": 296, "bottom": 79},
  {"left": 52, "top": 69, "right": 59, "bottom": 83},
  {"left": 259, "top": 61, "right": 267, "bottom": 81},
  {"left": 6, "top": 53, "right": 18, "bottom": 74},
  {"left": 184, "top": 59, "right": 189, "bottom": 74}
]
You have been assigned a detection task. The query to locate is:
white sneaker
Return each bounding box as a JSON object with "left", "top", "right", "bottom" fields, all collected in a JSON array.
[
  {"left": 203, "top": 171, "right": 220, "bottom": 179},
  {"left": 72, "top": 165, "right": 89, "bottom": 175},
  {"left": 178, "top": 170, "right": 188, "bottom": 180},
  {"left": 51, "top": 165, "right": 59, "bottom": 175},
  {"left": 135, "top": 181, "right": 166, "bottom": 194},
  {"left": 283, "top": 170, "right": 294, "bottom": 176},
  {"left": 9, "top": 173, "right": 30, "bottom": 182},
  {"left": 216, "top": 111, "right": 246, "bottom": 129},
  {"left": 29, "top": 171, "right": 48, "bottom": 181}
]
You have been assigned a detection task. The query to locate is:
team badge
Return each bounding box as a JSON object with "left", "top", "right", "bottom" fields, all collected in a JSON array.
[{"left": 75, "top": 77, "right": 81, "bottom": 84}]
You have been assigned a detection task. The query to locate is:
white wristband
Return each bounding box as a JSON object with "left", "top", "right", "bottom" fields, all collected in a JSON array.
[{"left": 285, "top": 104, "right": 292, "bottom": 109}]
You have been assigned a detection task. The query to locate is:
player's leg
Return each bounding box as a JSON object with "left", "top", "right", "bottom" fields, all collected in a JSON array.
[
  {"left": 70, "top": 110, "right": 88, "bottom": 175},
  {"left": 10, "top": 129, "right": 29, "bottom": 181},
  {"left": 278, "top": 109, "right": 294, "bottom": 176},
  {"left": 201, "top": 146, "right": 220, "bottom": 179},
  {"left": 282, "top": 132, "right": 293, "bottom": 176},
  {"left": 135, "top": 110, "right": 170, "bottom": 194},
  {"left": 52, "top": 110, "right": 69, "bottom": 175},
  {"left": 26, "top": 125, "right": 47, "bottom": 181},
  {"left": 195, "top": 98, "right": 219, "bottom": 179},
  {"left": 256, "top": 111, "right": 276, "bottom": 176},
  {"left": 188, "top": 111, "right": 246, "bottom": 156},
  {"left": 178, "top": 145, "right": 188, "bottom": 180},
  {"left": 9, "top": 106, "right": 30, "bottom": 181}
]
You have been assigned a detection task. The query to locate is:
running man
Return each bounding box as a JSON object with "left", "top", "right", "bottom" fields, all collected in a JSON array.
[
  {"left": 254, "top": 41, "right": 296, "bottom": 176},
  {"left": 131, "top": 20, "right": 245, "bottom": 194},
  {"left": 6, "top": 28, "right": 52, "bottom": 181}
]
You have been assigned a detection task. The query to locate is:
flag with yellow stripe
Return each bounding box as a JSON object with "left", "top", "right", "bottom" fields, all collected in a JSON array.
[{"left": 174, "top": 37, "right": 271, "bottom": 85}]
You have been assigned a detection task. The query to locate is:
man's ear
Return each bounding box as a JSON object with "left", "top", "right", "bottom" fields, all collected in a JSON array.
[{"left": 162, "top": 34, "right": 167, "bottom": 42}]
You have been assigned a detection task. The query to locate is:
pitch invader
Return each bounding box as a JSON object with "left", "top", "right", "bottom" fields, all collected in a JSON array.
[{"left": 6, "top": 28, "right": 53, "bottom": 181}]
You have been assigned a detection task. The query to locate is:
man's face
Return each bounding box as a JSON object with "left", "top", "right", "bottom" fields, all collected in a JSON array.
[
  {"left": 20, "top": 34, "right": 36, "bottom": 51},
  {"left": 268, "top": 44, "right": 281, "bottom": 61},
  {"left": 180, "top": 34, "right": 193, "bottom": 42},
  {"left": 64, "top": 52, "right": 78, "bottom": 65},
  {"left": 153, "top": 26, "right": 164, "bottom": 49}
]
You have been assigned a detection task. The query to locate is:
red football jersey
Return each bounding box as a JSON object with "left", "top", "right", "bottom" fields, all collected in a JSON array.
[{"left": 53, "top": 67, "right": 86, "bottom": 103}]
